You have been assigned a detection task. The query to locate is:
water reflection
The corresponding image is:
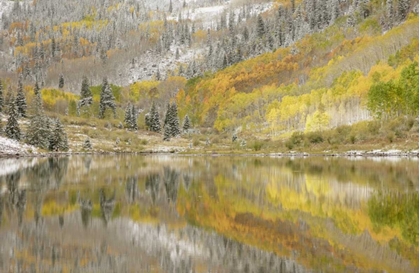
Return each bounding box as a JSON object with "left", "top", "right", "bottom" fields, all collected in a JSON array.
[{"left": 0, "top": 155, "right": 417, "bottom": 272}]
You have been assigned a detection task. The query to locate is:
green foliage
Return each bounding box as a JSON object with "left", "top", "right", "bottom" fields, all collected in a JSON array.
[
  {"left": 368, "top": 191, "right": 418, "bottom": 245},
  {"left": 5, "top": 97, "right": 21, "bottom": 141}
]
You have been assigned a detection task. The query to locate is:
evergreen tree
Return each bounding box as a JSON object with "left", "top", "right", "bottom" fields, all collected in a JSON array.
[
  {"left": 163, "top": 103, "right": 171, "bottom": 128},
  {"left": 169, "top": 0, "right": 173, "bottom": 13},
  {"left": 182, "top": 115, "right": 191, "bottom": 131},
  {"left": 149, "top": 102, "right": 161, "bottom": 132},
  {"left": 58, "top": 74, "right": 64, "bottom": 89},
  {"left": 99, "top": 77, "right": 116, "bottom": 119},
  {"left": 26, "top": 81, "right": 50, "bottom": 149},
  {"left": 5, "top": 97, "right": 20, "bottom": 141},
  {"left": 83, "top": 137, "right": 92, "bottom": 150},
  {"left": 49, "top": 118, "right": 68, "bottom": 151},
  {"left": 131, "top": 105, "right": 138, "bottom": 130},
  {"left": 16, "top": 76, "right": 27, "bottom": 118},
  {"left": 169, "top": 103, "right": 180, "bottom": 137},
  {"left": 257, "top": 14, "right": 265, "bottom": 39},
  {"left": 398, "top": 0, "right": 410, "bottom": 21},
  {"left": 0, "top": 80, "right": 3, "bottom": 113},
  {"left": 124, "top": 104, "right": 132, "bottom": 128},
  {"left": 80, "top": 76, "right": 92, "bottom": 99},
  {"left": 163, "top": 123, "right": 171, "bottom": 141}
]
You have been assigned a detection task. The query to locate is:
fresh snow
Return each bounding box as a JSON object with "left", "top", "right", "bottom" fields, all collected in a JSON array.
[{"left": 0, "top": 136, "right": 38, "bottom": 156}]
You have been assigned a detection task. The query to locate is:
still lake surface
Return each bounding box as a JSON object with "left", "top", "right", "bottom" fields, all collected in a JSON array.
[{"left": 0, "top": 155, "right": 418, "bottom": 273}]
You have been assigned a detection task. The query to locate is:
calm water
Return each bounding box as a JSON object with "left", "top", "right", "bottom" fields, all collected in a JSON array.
[{"left": 0, "top": 155, "right": 418, "bottom": 273}]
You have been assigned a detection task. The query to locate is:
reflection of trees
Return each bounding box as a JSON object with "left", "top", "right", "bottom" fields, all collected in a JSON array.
[
  {"left": 48, "top": 157, "right": 69, "bottom": 189},
  {"left": 80, "top": 198, "right": 92, "bottom": 228},
  {"left": 16, "top": 190, "right": 26, "bottom": 227},
  {"left": 125, "top": 177, "right": 138, "bottom": 204},
  {"left": 100, "top": 188, "right": 115, "bottom": 226},
  {"left": 163, "top": 167, "right": 179, "bottom": 204},
  {"left": 145, "top": 174, "right": 160, "bottom": 205},
  {"left": 182, "top": 174, "right": 192, "bottom": 191},
  {"left": 368, "top": 191, "right": 419, "bottom": 245},
  {"left": 0, "top": 195, "right": 3, "bottom": 226},
  {"left": 6, "top": 172, "right": 20, "bottom": 206}
]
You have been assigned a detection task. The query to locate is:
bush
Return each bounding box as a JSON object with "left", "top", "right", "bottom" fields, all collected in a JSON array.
[
  {"left": 306, "top": 131, "right": 324, "bottom": 144},
  {"left": 251, "top": 140, "right": 264, "bottom": 151}
]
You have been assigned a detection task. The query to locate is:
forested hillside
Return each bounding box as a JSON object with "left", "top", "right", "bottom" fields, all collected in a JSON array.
[{"left": 0, "top": 0, "right": 418, "bottom": 153}]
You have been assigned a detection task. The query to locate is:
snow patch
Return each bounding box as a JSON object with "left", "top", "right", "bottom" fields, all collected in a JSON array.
[{"left": 0, "top": 136, "right": 38, "bottom": 156}]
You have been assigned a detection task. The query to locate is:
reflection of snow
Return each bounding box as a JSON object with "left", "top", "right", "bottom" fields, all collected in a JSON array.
[
  {"left": 0, "top": 136, "right": 38, "bottom": 156},
  {"left": 0, "top": 157, "right": 39, "bottom": 177},
  {"left": 127, "top": 221, "right": 207, "bottom": 261}
]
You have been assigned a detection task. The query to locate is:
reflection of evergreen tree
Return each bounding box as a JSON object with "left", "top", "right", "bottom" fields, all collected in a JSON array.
[
  {"left": 163, "top": 167, "right": 179, "bottom": 204},
  {"left": 80, "top": 199, "right": 92, "bottom": 228},
  {"left": 59, "top": 214, "right": 64, "bottom": 228},
  {"left": 126, "top": 177, "right": 138, "bottom": 204},
  {"left": 0, "top": 195, "right": 3, "bottom": 226},
  {"left": 16, "top": 189, "right": 26, "bottom": 226},
  {"left": 48, "top": 157, "right": 69, "bottom": 189},
  {"left": 6, "top": 172, "right": 21, "bottom": 206},
  {"left": 145, "top": 174, "right": 160, "bottom": 204},
  {"left": 99, "top": 188, "right": 115, "bottom": 226}
]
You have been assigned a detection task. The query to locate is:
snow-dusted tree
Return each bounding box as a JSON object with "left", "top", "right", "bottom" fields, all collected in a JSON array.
[
  {"left": 83, "top": 137, "right": 92, "bottom": 150},
  {"left": 5, "top": 97, "right": 21, "bottom": 141},
  {"left": 58, "top": 74, "right": 64, "bottom": 89},
  {"left": 0, "top": 80, "right": 3, "bottom": 113},
  {"left": 49, "top": 118, "right": 68, "bottom": 151},
  {"left": 149, "top": 102, "right": 161, "bottom": 132},
  {"left": 163, "top": 123, "right": 171, "bottom": 141},
  {"left": 131, "top": 105, "right": 138, "bottom": 130},
  {"left": 99, "top": 77, "right": 116, "bottom": 119},
  {"left": 124, "top": 104, "right": 133, "bottom": 129},
  {"left": 169, "top": 0, "right": 173, "bottom": 13},
  {"left": 398, "top": 0, "right": 411, "bottom": 21},
  {"left": 256, "top": 14, "right": 265, "bottom": 39},
  {"left": 169, "top": 103, "right": 180, "bottom": 137},
  {"left": 182, "top": 115, "right": 191, "bottom": 131},
  {"left": 26, "top": 81, "right": 50, "bottom": 150},
  {"left": 16, "top": 76, "right": 27, "bottom": 118}
]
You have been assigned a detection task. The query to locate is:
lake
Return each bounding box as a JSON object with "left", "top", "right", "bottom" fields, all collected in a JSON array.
[{"left": 0, "top": 155, "right": 418, "bottom": 273}]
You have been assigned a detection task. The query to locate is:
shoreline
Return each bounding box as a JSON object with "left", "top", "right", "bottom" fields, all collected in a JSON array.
[{"left": 1, "top": 148, "right": 418, "bottom": 159}]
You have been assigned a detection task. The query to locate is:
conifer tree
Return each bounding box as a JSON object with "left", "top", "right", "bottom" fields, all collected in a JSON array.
[
  {"left": 26, "top": 81, "right": 50, "bottom": 149},
  {"left": 99, "top": 77, "right": 116, "bottom": 119},
  {"left": 0, "top": 80, "right": 3, "bottom": 113},
  {"left": 169, "top": 103, "right": 180, "bottom": 137},
  {"left": 5, "top": 97, "right": 20, "bottom": 141},
  {"left": 83, "top": 137, "right": 92, "bottom": 150},
  {"left": 124, "top": 104, "right": 132, "bottom": 129},
  {"left": 16, "top": 76, "right": 27, "bottom": 118},
  {"left": 163, "top": 103, "right": 171, "bottom": 128},
  {"left": 131, "top": 105, "right": 138, "bottom": 130},
  {"left": 149, "top": 102, "right": 161, "bottom": 132},
  {"left": 257, "top": 14, "right": 265, "bottom": 39},
  {"left": 169, "top": 0, "right": 173, "bottom": 13},
  {"left": 58, "top": 74, "right": 64, "bottom": 89},
  {"left": 163, "top": 123, "right": 171, "bottom": 141},
  {"left": 182, "top": 115, "right": 191, "bottom": 131},
  {"left": 80, "top": 76, "right": 92, "bottom": 99},
  {"left": 49, "top": 118, "right": 68, "bottom": 151}
]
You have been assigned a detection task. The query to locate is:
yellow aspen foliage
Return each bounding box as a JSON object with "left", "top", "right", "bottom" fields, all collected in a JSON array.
[{"left": 305, "top": 110, "right": 330, "bottom": 132}]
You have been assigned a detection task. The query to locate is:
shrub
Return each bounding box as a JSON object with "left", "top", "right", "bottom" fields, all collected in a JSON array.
[{"left": 306, "top": 131, "right": 324, "bottom": 144}]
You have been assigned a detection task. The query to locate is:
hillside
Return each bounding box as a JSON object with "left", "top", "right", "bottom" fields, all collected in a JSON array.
[{"left": 0, "top": 0, "right": 418, "bottom": 155}]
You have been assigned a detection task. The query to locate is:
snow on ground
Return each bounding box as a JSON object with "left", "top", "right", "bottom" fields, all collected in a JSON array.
[{"left": 0, "top": 136, "right": 38, "bottom": 156}]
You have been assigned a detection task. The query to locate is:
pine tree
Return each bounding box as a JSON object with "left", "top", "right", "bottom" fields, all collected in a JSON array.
[
  {"left": 124, "top": 104, "right": 133, "bottom": 129},
  {"left": 99, "top": 77, "right": 116, "bottom": 119},
  {"left": 81, "top": 76, "right": 92, "bottom": 99},
  {"left": 26, "top": 81, "right": 50, "bottom": 149},
  {"left": 149, "top": 102, "right": 161, "bottom": 132},
  {"left": 398, "top": 0, "right": 410, "bottom": 21},
  {"left": 163, "top": 123, "right": 171, "bottom": 141},
  {"left": 169, "top": 0, "right": 173, "bottom": 13},
  {"left": 58, "top": 74, "right": 64, "bottom": 89},
  {"left": 49, "top": 118, "right": 68, "bottom": 151},
  {"left": 163, "top": 103, "right": 171, "bottom": 128},
  {"left": 169, "top": 103, "right": 180, "bottom": 137},
  {"left": 83, "top": 137, "right": 92, "bottom": 150},
  {"left": 182, "top": 115, "right": 191, "bottom": 131},
  {"left": 0, "top": 80, "right": 3, "bottom": 113},
  {"left": 16, "top": 76, "right": 27, "bottom": 118},
  {"left": 257, "top": 14, "right": 265, "bottom": 39},
  {"left": 131, "top": 105, "right": 138, "bottom": 130},
  {"left": 5, "top": 97, "right": 21, "bottom": 141}
]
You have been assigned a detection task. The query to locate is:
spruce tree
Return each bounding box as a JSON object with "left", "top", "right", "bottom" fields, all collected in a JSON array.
[
  {"left": 49, "top": 118, "right": 68, "bottom": 151},
  {"left": 99, "top": 77, "right": 116, "bottom": 119},
  {"left": 257, "top": 14, "right": 265, "bottom": 39},
  {"left": 80, "top": 76, "right": 92, "bottom": 99},
  {"left": 16, "top": 76, "right": 27, "bottom": 118},
  {"left": 163, "top": 103, "right": 171, "bottom": 128},
  {"left": 26, "top": 81, "right": 50, "bottom": 150},
  {"left": 149, "top": 102, "right": 161, "bottom": 132},
  {"left": 131, "top": 105, "right": 138, "bottom": 130},
  {"left": 83, "top": 137, "right": 92, "bottom": 150},
  {"left": 0, "top": 80, "right": 3, "bottom": 113},
  {"left": 58, "top": 74, "right": 64, "bottom": 89},
  {"left": 5, "top": 97, "right": 20, "bottom": 141},
  {"left": 163, "top": 123, "right": 171, "bottom": 141},
  {"left": 169, "top": 103, "right": 180, "bottom": 137},
  {"left": 124, "top": 104, "right": 133, "bottom": 129},
  {"left": 182, "top": 115, "right": 191, "bottom": 131}
]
